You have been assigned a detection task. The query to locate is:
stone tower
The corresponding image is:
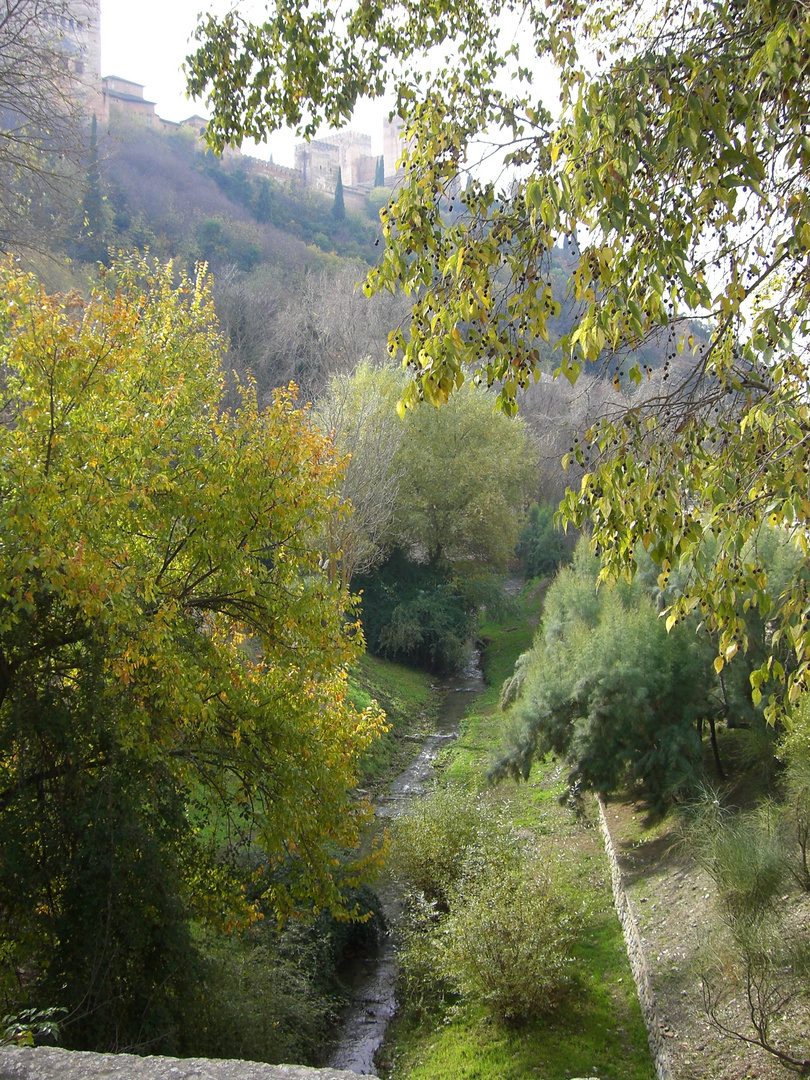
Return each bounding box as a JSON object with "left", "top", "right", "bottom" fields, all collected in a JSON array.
[
  {"left": 382, "top": 115, "right": 406, "bottom": 181},
  {"left": 70, "top": 0, "right": 103, "bottom": 113},
  {"left": 40, "top": 0, "right": 103, "bottom": 113}
]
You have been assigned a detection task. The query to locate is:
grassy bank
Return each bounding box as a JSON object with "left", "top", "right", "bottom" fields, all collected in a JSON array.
[
  {"left": 377, "top": 582, "right": 655, "bottom": 1080},
  {"left": 349, "top": 653, "right": 439, "bottom": 789}
]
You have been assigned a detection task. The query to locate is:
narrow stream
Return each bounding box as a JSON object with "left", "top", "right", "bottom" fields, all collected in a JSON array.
[{"left": 326, "top": 648, "right": 486, "bottom": 1076}]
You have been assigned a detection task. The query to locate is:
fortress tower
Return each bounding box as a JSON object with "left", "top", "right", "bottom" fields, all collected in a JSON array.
[
  {"left": 39, "top": 0, "right": 103, "bottom": 114},
  {"left": 382, "top": 115, "right": 406, "bottom": 181}
]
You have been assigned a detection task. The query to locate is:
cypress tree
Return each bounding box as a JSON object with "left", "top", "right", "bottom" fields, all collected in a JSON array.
[
  {"left": 83, "top": 116, "right": 103, "bottom": 230},
  {"left": 255, "top": 179, "right": 273, "bottom": 223},
  {"left": 78, "top": 114, "right": 109, "bottom": 263},
  {"left": 375, "top": 155, "right": 385, "bottom": 187},
  {"left": 332, "top": 167, "right": 345, "bottom": 220}
]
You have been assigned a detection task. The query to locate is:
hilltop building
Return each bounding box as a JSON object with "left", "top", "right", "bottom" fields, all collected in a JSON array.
[{"left": 47, "top": 0, "right": 405, "bottom": 204}]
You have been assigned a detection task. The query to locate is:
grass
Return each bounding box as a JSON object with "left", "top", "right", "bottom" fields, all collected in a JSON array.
[
  {"left": 378, "top": 580, "right": 655, "bottom": 1080},
  {"left": 349, "top": 652, "right": 439, "bottom": 789}
]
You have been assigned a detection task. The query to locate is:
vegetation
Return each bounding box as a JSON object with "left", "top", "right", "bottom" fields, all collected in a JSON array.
[
  {"left": 356, "top": 551, "right": 478, "bottom": 673},
  {"left": 312, "top": 360, "right": 406, "bottom": 586},
  {"left": 188, "top": 0, "right": 810, "bottom": 720},
  {"left": 98, "top": 121, "right": 380, "bottom": 272},
  {"left": 684, "top": 735, "right": 810, "bottom": 1074},
  {"left": 0, "top": 0, "right": 89, "bottom": 253},
  {"left": 0, "top": 258, "right": 385, "bottom": 1053},
  {"left": 378, "top": 587, "right": 654, "bottom": 1080},
  {"left": 516, "top": 501, "right": 575, "bottom": 580},
  {"left": 8, "top": 0, "right": 810, "bottom": 1066},
  {"left": 391, "top": 381, "right": 536, "bottom": 571},
  {"left": 392, "top": 787, "right": 578, "bottom": 1022},
  {"left": 493, "top": 535, "right": 802, "bottom": 807},
  {"left": 349, "top": 651, "right": 439, "bottom": 786},
  {"left": 312, "top": 363, "right": 536, "bottom": 672}
]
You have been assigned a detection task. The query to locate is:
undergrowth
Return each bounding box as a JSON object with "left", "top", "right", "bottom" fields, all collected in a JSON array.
[{"left": 378, "top": 581, "right": 655, "bottom": 1080}]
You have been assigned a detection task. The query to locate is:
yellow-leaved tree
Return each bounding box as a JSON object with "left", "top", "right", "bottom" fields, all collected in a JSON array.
[{"left": 0, "top": 257, "right": 384, "bottom": 1049}]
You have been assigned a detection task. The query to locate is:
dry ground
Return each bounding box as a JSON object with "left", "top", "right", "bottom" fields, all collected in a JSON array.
[{"left": 605, "top": 797, "right": 810, "bottom": 1080}]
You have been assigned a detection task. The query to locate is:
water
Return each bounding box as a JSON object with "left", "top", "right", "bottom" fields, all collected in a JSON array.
[{"left": 326, "top": 648, "right": 485, "bottom": 1075}]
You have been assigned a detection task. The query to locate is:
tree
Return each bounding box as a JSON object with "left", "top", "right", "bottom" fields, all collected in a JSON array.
[
  {"left": 254, "top": 177, "right": 274, "bottom": 223},
  {"left": 72, "top": 112, "right": 110, "bottom": 263},
  {"left": 392, "top": 381, "right": 536, "bottom": 570},
  {"left": 0, "top": 0, "right": 88, "bottom": 251},
  {"left": 332, "top": 165, "right": 345, "bottom": 220},
  {"left": 187, "top": 0, "right": 810, "bottom": 716},
  {"left": 374, "top": 155, "right": 385, "bottom": 187},
  {"left": 0, "top": 257, "right": 384, "bottom": 1047},
  {"left": 492, "top": 542, "right": 713, "bottom": 806},
  {"left": 311, "top": 360, "right": 406, "bottom": 585}
]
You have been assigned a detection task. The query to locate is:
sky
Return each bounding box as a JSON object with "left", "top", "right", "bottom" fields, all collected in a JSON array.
[{"left": 99, "top": 0, "right": 389, "bottom": 167}]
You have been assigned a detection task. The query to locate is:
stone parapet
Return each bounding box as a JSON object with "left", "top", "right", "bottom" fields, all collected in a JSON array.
[{"left": 0, "top": 1048, "right": 378, "bottom": 1080}]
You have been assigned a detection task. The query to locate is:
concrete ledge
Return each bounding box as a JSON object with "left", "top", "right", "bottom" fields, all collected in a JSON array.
[{"left": 0, "top": 1048, "right": 379, "bottom": 1080}]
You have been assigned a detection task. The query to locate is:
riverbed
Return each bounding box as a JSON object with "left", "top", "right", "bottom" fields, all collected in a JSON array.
[{"left": 326, "top": 648, "right": 485, "bottom": 1075}]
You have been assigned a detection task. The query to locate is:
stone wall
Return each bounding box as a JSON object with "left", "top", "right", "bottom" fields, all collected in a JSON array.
[
  {"left": 596, "top": 795, "right": 674, "bottom": 1080},
  {"left": 0, "top": 1048, "right": 378, "bottom": 1080}
]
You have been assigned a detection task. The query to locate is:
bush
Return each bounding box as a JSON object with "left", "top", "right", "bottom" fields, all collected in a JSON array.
[
  {"left": 687, "top": 796, "right": 788, "bottom": 926},
  {"left": 780, "top": 694, "right": 810, "bottom": 889},
  {"left": 389, "top": 787, "right": 508, "bottom": 908},
  {"left": 190, "top": 931, "right": 339, "bottom": 1064},
  {"left": 391, "top": 786, "right": 577, "bottom": 1022},
  {"left": 440, "top": 863, "right": 577, "bottom": 1020},
  {"left": 188, "top": 884, "right": 385, "bottom": 1064}
]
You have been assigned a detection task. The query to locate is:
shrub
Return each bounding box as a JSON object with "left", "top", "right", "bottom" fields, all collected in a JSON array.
[
  {"left": 189, "top": 884, "right": 385, "bottom": 1064},
  {"left": 391, "top": 786, "right": 577, "bottom": 1023},
  {"left": 190, "top": 931, "right": 339, "bottom": 1064},
  {"left": 391, "top": 788, "right": 485, "bottom": 907},
  {"left": 492, "top": 538, "right": 709, "bottom": 806},
  {"left": 784, "top": 758, "right": 810, "bottom": 891},
  {"left": 440, "top": 863, "right": 577, "bottom": 1020},
  {"left": 687, "top": 796, "right": 788, "bottom": 926},
  {"left": 780, "top": 694, "right": 810, "bottom": 889},
  {"left": 389, "top": 786, "right": 518, "bottom": 909}
]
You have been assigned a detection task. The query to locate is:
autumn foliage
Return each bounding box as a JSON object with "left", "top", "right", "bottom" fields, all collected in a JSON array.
[{"left": 0, "top": 258, "right": 384, "bottom": 1048}]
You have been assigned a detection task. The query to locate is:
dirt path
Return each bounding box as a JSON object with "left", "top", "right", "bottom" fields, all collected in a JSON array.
[{"left": 604, "top": 797, "right": 794, "bottom": 1080}]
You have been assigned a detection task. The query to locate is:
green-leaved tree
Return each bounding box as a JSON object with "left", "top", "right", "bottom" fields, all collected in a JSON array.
[{"left": 187, "top": 0, "right": 810, "bottom": 715}]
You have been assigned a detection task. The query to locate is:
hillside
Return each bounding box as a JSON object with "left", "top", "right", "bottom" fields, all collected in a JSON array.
[{"left": 93, "top": 119, "right": 380, "bottom": 272}]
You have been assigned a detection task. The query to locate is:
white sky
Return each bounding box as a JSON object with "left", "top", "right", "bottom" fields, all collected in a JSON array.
[{"left": 99, "top": 0, "right": 388, "bottom": 167}]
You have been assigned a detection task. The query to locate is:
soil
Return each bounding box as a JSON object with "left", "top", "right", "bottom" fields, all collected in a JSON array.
[{"left": 603, "top": 796, "right": 810, "bottom": 1080}]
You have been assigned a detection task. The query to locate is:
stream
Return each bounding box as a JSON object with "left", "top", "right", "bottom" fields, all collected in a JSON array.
[{"left": 326, "top": 647, "right": 486, "bottom": 1076}]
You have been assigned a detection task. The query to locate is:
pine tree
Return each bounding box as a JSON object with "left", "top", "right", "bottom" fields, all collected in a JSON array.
[{"left": 332, "top": 167, "right": 345, "bottom": 220}]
